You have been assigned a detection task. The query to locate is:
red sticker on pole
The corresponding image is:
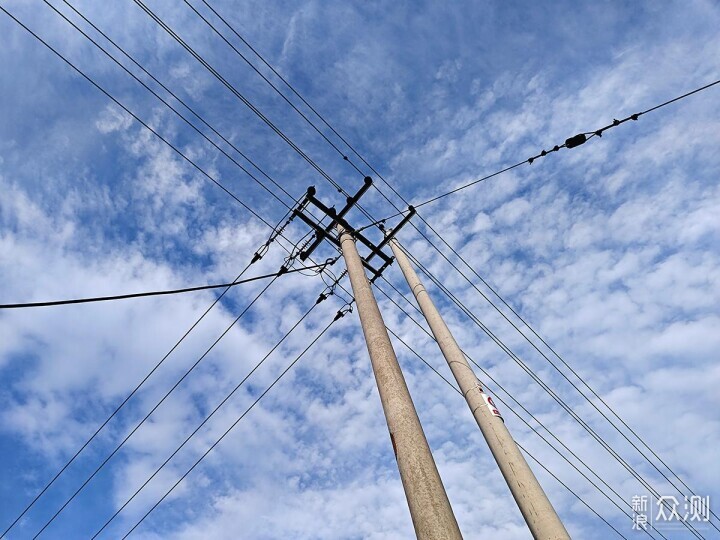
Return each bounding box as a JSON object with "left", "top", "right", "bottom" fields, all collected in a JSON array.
[{"left": 481, "top": 392, "right": 502, "bottom": 419}]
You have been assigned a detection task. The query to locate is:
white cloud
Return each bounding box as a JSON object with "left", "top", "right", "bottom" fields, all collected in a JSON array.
[
  {"left": 1, "top": 1, "right": 719, "bottom": 539},
  {"left": 96, "top": 104, "right": 133, "bottom": 134}
]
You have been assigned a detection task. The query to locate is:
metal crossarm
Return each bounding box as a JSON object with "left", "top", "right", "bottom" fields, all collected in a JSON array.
[{"left": 292, "top": 178, "right": 414, "bottom": 282}]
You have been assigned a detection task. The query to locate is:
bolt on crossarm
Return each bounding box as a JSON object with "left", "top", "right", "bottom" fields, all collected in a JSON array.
[
  {"left": 389, "top": 237, "right": 570, "bottom": 540},
  {"left": 338, "top": 223, "right": 463, "bottom": 540}
]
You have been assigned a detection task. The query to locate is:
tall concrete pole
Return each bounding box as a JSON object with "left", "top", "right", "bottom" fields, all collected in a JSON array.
[
  {"left": 338, "top": 225, "right": 463, "bottom": 540},
  {"left": 389, "top": 239, "right": 570, "bottom": 540}
]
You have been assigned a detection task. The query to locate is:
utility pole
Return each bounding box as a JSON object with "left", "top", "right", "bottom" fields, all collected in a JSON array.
[
  {"left": 389, "top": 238, "right": 570, "bottom": 540},
  {"left": 339, "top": 224, "right": 463, "bottom": 540},
  {"left": 292, "top": 180, "right": 462, "bottom": 538}
]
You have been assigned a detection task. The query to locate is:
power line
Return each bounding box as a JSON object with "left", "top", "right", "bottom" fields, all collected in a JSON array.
[
  {"left": 36, "top": 0, "right": 346, "bottom": 293},
  {"left": 640, "top": 79, "right": 720, "bottom": 114},
  {"left": 0, "top": 8, "right": 356, "bottom": 537},
  {"left": 519, "top": 443, "right": 629, "bottom": 540},
  {"left": 374, "top": 160, "right": 718, "bottom": 527},
  {"left": 401, "top": 215, "right": 720, "bottom": 531},
  {"left": 0, "top": 4, "right": 342, "bottom": 284},
  {"left": 189, "top": 10, "right": 713, "bottom": 532},
  {"left": 396, "top": 244, "right": 707, "bottom": 540},
  {"left": 0, "top": 1, "right": 348, "bottom": 310},
  {"left": 378, "top": 282, "right": 666, "bottom": 540},
  {"left": 178, "top": 0, "right": 398, "bottom": 231},
  {"left": 133, "top": 0, "right": 383, "bottom": 228},
  {"left": 385, "top": 151, "right": 720, "bottom": 529},
  {"left": 2, "top": 265, "right": 258, "bottom": 538},
  {"left": 183, "top": 0, "right": 365, "bottom": 178},
  {"left": 383, "top": 247, "right": 689, "bottom": 538},
  {"left": 53, "top": 0, "right": 292, "bottom": 209},
  {"left": 0, "top": 259, "right": 337, "bottom": 309},
  {"left": 0, "top": 16, "right": 349, "bottom": 534},
  {"left": 29, "top": 263, "right": 294, "bottom": 538},
  {"left": 398, "top": 244, "right": 707, "bottom": 540},
  {"left": 91, "top": 288, "right": 342, "bottom": 538},
  {"left": 132, "top": 0, "right": 347, "bottom": 197},
  {"left": 8, "top": 0, "right": 712, "bottom": 532},
  {"left": 315, "top": 97, "right": 714, "bottom": 529},
  {"left": 117, "top": 302, "right": 352, "bottom": 539},
  {"left": 53, "top": 0, "right": 333, "bottom": 233},
  {"left": 195, "top": 6, "right": 715, "bottom": 531},
  {"left": 182, "top": 4, "right": 677, "bottom": 500},
  {"left": 0, "top": 5, "right": 285, "bottom": 233},
  {"left": 385, "top": 325, "right": 632, "bottom": 540},
  {"left": 377, "top": 77, "right": 720, "bottom": 213},
  {"left": 204, "top": 8, "right": 714, "bottom": 524},
  {"left": 1, "top": 0, "right": 355, "bottom": 357},
  {"left": 0, "top": 184, "right": 312, "bottom": 534},
  {"left": 204, "top": 9, "right": 720, "bottom": 528}
]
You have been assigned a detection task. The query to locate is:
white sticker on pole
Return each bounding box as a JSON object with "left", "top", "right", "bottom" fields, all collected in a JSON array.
[{"left": 481, "top": 392, "right": 503, "bottom": 419}]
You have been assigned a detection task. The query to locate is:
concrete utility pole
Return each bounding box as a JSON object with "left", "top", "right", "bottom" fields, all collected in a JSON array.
[
  {"left": 338, "top": 224, "right": 463, "bottom": 540},
  {"left": 389, "top": 239, "right": 570, "bottom": 540}
]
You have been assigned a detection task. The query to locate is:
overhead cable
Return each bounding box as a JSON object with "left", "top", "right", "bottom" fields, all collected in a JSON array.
[
  {"left": 401, "top": 215, "right": 720, "bottom": 529},
  {"left": 380, "top": 77, "right": 720, "bottom": 213},
  {"left": 397, "top": 245, "right": 706, "bottom": 540},
  {"left": 0, "top": 2, "right": 343, "bottom": 306},
  {"left": 369, "top": 129, "right": 717, "bottom": 527},
  {"left": 91, "top": 289, "right": 343, "bottom": 537},
  {"left": 386, "top": 324, "right": 633, "bottom": 540},
  {"left": 0, "top": 259, "right": 337, "bottom": 309},
  {"left": 0, "top": 9, "right": 351, "bottom": 538},
  {"left": 117, "top": 302, "right": 353, "bottom": 539},
  {"left": 29, "top": 267, "right": 289, "bottom": 538},
  {"left": 38, "top": 0, "right": 341, "bottom": 286},
  {"left": 133, "top": 0, "right": 381, "bottom": 226},
  {"left": 132, "top": 0, "right": 347, "bottom": 195},
  {"left": 1, "top": 262, "right": 255, "bottom": 535},
  {"left": 199, "top": 7, "right": 711, "bottom": 524},
  {"left": 158, "top": 1, "right": 716, "bottom": 532},
  {"left": 53, "top": 0, "right": 294, "bottom": 208},
  {"left": 184, "top": 0, "right": 366, "bottom": 178},
  {"left": 9, "top": 2, "right": 708, "bottom": 536},
  {"left": 379, "top": 282, "right": 666, "bottom": 540},
  {"left": 0, "top": 5, "right": 281, "bottom": 233}
]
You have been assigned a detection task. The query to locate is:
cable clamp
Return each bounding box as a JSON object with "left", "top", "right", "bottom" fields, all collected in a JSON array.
[
  {"left": 564, "top": 133, "right": 587, "bottom": 149},
  {"left": 334, "top": 304, "right": 353, "bottom": 321},
  {"left": 251, "top": 240, "right": 274, "bottom": 264}
]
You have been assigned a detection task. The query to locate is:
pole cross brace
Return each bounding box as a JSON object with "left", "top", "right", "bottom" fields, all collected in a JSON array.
[{"left": 291, "top": 177, "right": 415, "bottom": 282}]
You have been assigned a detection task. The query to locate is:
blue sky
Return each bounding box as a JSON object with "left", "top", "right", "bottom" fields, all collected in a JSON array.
[{"left": 1, "top": 1, "right": 719, "bottom": 539}]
